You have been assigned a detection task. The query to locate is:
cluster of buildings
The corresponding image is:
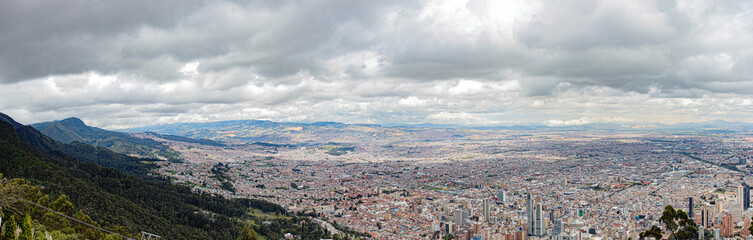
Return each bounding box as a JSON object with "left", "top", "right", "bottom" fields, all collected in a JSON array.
[{"left": 141, "top": 130, "right": 753, "bottom": 239}]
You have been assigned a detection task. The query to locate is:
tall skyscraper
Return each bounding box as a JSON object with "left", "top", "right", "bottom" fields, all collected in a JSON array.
[
  {"left": 525, "top": 194, "right": 547, "bottom": 237},
  {"left": 455, "top": 209, "right": 464, "bottom": 227},
  {"left": 701, "top": 205, "right": 713, "bottom": 228},
  {"left": 739, "top": 184, "right": 747, "bottom": 209},
  {"left": 721, "top": 213, "right": 733, "bottom": 237},
  {"left": 527, "top": 194, "right": 534, "bottom": 236},
  {"left": 498, "top": 190, "right": 506, "bottom": 203},
  {"left": 743, "top": 182, "right": 750, "bottom": 210},
  {"left": 534, "top": 203, "right": 544, "bottom": 236},
  {"left": 482, "top": 198, "right": 491, "bottom": 222},
  {"left": 689, "top": 197, "right": 694, "bottom": 218}
]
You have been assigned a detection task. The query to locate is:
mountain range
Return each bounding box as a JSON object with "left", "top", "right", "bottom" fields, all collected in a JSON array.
[
  {"left": 121, "top": 119, "right": 474, "bottom": 144},
  {"left": 119, "top": 118, "right": 753, "bottom": 144}
]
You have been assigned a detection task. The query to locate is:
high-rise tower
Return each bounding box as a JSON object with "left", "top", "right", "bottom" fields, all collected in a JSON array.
[
  {"left": 455, "top": 209, "right": 464, "bottom": 227},
  {"left": 743, "top": 182, "right": 750, "bottom": 210},
  {"left": 526, "top": 194, "right": 534, "bottom": 236},
  {"left": 482, "top": 198, "right": 491, "bottom": 222},
  {"left": 498, "top": 190, "right": 506, "bottom": 203},
  {"left": 701, "top": 205, "right": 713, "bottom": 228},
  {"left": 526, "top": 194, "right": 546, "bottom": 237},
  {"left": 534, "top": 203, "right": 544, "bottom": 236}
]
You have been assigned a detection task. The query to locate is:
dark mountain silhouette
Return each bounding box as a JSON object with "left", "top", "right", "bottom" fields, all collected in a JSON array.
[{"left": 31, "top": 117, "right": 190, "bottom": 162}]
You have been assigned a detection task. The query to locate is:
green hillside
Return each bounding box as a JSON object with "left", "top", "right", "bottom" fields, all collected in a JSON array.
[
  {"left": 0, "top": 113, "right": 346, "bottom": 240},
  {"left": 31, "top": 118, "right": 183, "bottom": 161}
]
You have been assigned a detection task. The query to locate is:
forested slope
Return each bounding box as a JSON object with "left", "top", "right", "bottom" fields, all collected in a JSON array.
[{"left": 0, "top": 113, "right": 342, "bottom": 240}]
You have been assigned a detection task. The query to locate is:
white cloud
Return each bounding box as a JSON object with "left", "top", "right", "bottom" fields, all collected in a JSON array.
[
  {"left": 180, "top": 62, "right": 200, "bottom": 76},
  {"left": 426, "top": 111, "right": 499, "bottom": 125},
  {"left": 1, "top": 0, "right": 753, "bottom": 127},
  {"left": 398, "top": 96, "right": 431, "bottom": 107},
  {"left": 544, "top": 117, "right": 591, "bottom": 126}
]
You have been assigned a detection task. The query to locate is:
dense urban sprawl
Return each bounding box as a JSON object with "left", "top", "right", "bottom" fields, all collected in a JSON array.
[{"left": 139, "top": 130, "right": 753, "bottom": 240}]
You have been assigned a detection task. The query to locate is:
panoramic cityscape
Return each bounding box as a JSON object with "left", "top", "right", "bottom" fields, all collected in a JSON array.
[
  {"left": 140, "top": 123, "right": 753, "bottom": 239},
  {"left": 2, "top": 0, "right": 753, "bottom": 240}
]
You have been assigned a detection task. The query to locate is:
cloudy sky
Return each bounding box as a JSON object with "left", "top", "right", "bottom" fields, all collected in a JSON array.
[{"left": 1, "top": 0, "right": 753, "bottom": 129}]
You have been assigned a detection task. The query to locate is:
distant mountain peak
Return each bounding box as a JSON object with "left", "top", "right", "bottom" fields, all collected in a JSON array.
[{"left": 59, "top": 117, "right": 87, "bottom": 127}]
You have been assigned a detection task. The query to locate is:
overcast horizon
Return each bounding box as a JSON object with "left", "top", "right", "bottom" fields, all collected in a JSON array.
[{"left": 2, "top": 0, "right": 753, "bottom": 129}]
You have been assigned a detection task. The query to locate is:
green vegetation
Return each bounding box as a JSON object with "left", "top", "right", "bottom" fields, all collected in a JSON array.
[
  {"left": 0, "top": 117, "right": 363, "bottom": 240},
  {"left": 319, "top": 146, "right": 355, "bottom": 156},
  {"left": 221, "top": 182, "right": 237, "bottom": 193},
  {"left": 1, "top": 176, "right": 125, "bottom": 240},
  {"left": 31, "top": 117, "right": 184, "bottom": 162},
  {"left": 213, "top": 163, "right": 236, "bottom": 193},
  {"left": 59, "top": 141, "right": 159, "bottom": 177},
  {"left": 155, "top": 147, "right": 184, "bottom": 163},
  {"left": 18, "top": 213, "right": 31, "bottom": 240},
  {"left": 238, "top": 223, "right": 258, "bottom": 240},
  {"left": 0, "top": 121, "right": 244, "bottom": 239},
  {"left": 2, "top": 214, "right": 16, "bottom": 240},
  {"left": 212, "top": 163, "right": 232, "bottom": 181},
  {"left": 244, "top": 212, "right": 333, "bottom": 240},
  {"left": 639, "top": 226, "right": 662, "bottom": 240},
  {"left": 640, "top": 205, "right": 698, "bottom": 240}
]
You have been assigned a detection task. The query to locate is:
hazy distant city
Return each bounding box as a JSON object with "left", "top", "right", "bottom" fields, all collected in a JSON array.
[{"left": 129, "top": 122, "right": 753, "bottom": 240}]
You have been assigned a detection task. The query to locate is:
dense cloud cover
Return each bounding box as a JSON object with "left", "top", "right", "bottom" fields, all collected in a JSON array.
[{"left": 1, "top": 0, "right": 752, "bottom": 128}]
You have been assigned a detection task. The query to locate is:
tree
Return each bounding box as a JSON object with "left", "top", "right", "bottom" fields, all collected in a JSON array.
[
  {"left": 665, "top": 206, "right": 697, "bottom": 240},
  {"left": 17, "top": 214, "right": 31, "bottom": 240},
  {"left": 0, "top": 175, "right": 22, "bottom": 212},
  {"left": 660, "top": 206, "right": 679, "bottom": 238},
  {"left": 238, "top": 223, "right": 258, "bottom": 240},
  {"left": 2, "top": 215, "right": 15, "bottom": 240},
  {"left": 642, "top": 205, "right": 697, "bottom": 240},
  {"left": 639, "top": 226, "right": 662, "bottom": 240},
  {"left": 50, "top": 195, "right": 73, "bottom": 216}
]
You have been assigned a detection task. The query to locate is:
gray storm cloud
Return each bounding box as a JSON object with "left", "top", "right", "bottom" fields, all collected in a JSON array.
[{"left": 0, "top": 0, "right": 752, "bottom": 128}]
